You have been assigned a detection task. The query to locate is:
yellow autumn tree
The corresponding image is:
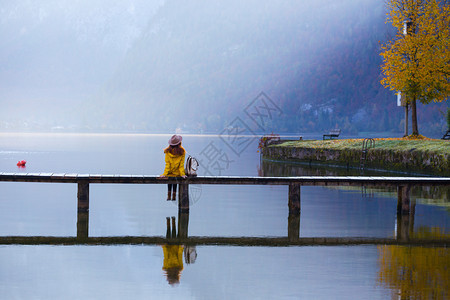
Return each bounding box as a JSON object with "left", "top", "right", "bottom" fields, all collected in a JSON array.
[{"left": 380, "top": 0, "right": 450, "bottom": 136}]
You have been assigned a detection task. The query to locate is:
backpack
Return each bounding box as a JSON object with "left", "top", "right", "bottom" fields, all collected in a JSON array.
[{"left": 185, "top": 155, "right": 199, "bottom": 177}]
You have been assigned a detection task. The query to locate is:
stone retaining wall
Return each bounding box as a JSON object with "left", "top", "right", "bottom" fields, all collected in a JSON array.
[{"left": 262, "top": 144, "right": 450, "bottom": 176}]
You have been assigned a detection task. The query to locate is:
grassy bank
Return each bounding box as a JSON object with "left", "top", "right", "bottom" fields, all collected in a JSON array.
[{"left": 262, "top": 136, "right": 449, "bottom": 176}]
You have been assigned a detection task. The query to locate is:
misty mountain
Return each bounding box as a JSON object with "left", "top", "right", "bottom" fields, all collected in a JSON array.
[
  {"left": 0, "top": 0, "right": 447, "bottom": 136},
  {"left": 94, "top": 0, "right": 447, "bottom": 136}
]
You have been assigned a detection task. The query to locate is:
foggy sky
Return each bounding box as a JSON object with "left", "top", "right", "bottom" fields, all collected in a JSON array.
[{"left": 0, "top": 0, "right": 397, "bottom": 133}]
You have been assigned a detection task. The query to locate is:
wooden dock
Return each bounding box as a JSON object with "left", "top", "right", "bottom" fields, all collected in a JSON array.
[
  {"left": 1, "top": 173, "right": 449, "bottom": 244},
  {"left": 1, "top": 173, "right": 448, "bottom": 185},
  {"left": 1, "top": 173, "right": 449, "bottom": 213}
]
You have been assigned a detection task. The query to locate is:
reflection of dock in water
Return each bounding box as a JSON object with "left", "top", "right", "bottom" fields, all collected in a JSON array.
[
  {"left": 0, "top": 236, "right": 447, "bottom": 247},
  {"left": 0, "top": 211, "right": 447, "bottom": 247}
]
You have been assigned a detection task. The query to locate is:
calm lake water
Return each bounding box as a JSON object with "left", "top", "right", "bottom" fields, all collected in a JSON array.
[{"left": 0, "top": 133, "right": 448, "bottom": 299}]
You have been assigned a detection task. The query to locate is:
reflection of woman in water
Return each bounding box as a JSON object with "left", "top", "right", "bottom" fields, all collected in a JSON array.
[
  {"left": 162, "top": 217, "right": 184, "bottom": 285},
  {"left": 162, "top": 244, "right": 184, "bottom": 285},
  {"left": 162, "top": 216, "right": 197, "bottom": 285}
]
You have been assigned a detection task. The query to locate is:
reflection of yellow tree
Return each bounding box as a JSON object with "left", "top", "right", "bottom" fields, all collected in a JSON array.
[{"left": 378, "top": 228, "right": 449, "bottom": 299}]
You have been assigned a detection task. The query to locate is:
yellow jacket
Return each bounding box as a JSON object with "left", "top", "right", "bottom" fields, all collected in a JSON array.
[{"left": 162, "top": 147, "right": 186, "bottom": 177}]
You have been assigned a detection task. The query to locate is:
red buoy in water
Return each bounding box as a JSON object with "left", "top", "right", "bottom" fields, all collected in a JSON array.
[{"left": 17, "top": 160, "right": 27, "bottom": 167}]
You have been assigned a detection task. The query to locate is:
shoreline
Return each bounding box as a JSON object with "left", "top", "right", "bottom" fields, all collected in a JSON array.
[{"left": 262, "top": 138, "right": 450, "bottom": 176}]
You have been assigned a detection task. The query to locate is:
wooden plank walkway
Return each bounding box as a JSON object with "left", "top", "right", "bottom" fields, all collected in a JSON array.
[{"left": 1, "top": 173, "right": 448, "bottom": 186}]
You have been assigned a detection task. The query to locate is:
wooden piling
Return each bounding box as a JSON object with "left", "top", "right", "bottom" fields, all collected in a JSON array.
[
  {"left": 288, "top": 213, "right": 300, "bottom": 242},
  {"left": 397, "top": 185, "right": 411, "bottom": 215},
  {"left": 178, "top": 211, "right": 189, "bottom": 238},
  {"left": 288, "top": 184, "right": 301, "bottom": 214},
  {"left": 396, "top": 197, "right": 416, "bottom": 242},
  {"left": 171, "top": 216, "right": 177, "bottom": 238},
  {"left": 396, "top": 214, "right": 410, "bottom": 241},
  {"left": 77, "top": 182, "right": 89, "bottom": 212},
  {"left": 166, "top": 217, "right": 171, "bottom": 238},
  {"left": 76, "top": 211, "right": 89, "bottom": 240},
  {"left": 178, "top": 184, "right": 190, "bottom": 212}
]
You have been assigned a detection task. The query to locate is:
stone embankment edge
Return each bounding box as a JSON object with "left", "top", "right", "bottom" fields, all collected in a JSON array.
[{"left": 262, "top": 143, "right": 450, "bottom": 176}]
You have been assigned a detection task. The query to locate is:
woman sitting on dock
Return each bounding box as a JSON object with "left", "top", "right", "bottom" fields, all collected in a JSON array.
[{"left": 158, "top": 134, "right": 187, "bottom": 200}]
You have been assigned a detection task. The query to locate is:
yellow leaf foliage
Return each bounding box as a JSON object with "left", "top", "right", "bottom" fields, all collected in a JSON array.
[{"left": 380, "top": 0, "right": 450, "bottom": 104}]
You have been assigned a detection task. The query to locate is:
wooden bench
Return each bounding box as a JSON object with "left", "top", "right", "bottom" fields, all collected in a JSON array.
[
  {"left": 323, "top": 129, "right": 341, "bottom": 140},
  {"left": 442, "top": 130, "right": 450, "bottom": 140}
]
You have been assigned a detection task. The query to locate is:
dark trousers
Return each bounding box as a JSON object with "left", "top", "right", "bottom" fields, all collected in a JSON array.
[{"left": 168, "top": 184, "right": 177, "bottom": 193}]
